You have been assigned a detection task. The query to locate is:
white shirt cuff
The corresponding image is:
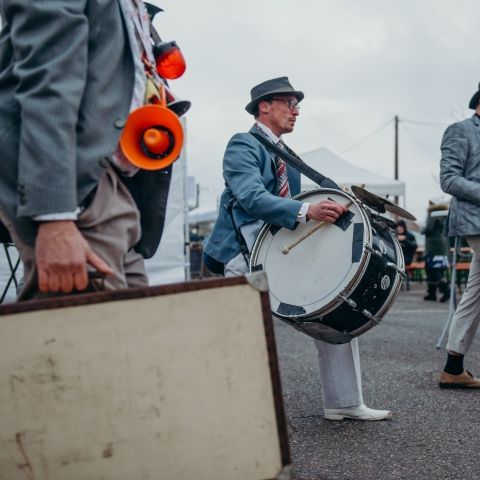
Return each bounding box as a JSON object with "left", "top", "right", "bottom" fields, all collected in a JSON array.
[
  {"left": 297, "top": 202, "right": 310, "bottom": 223},
  {"left": 33, "top": 209, "right": 80, "bottom": 221}
]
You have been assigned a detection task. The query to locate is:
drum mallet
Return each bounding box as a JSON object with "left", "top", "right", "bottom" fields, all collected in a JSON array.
[{"left": 282, "top": 199, "right": 354, "bottom": 255}]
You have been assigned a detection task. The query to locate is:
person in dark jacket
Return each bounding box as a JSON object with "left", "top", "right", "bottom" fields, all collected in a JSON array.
[
  {"left": 396, "top": 220, "right": 417, "bottom": 267},
  {"left": 422, "top": 202, "right": 450, "bottom": 302}
]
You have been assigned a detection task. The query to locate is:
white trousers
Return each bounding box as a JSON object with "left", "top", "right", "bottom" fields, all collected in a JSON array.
[
  {"left": 226, "top": 252, "right": 363, "bottom": 409},
  {"left": 447, "top": 235, "right": 480, "bottom": 355}
]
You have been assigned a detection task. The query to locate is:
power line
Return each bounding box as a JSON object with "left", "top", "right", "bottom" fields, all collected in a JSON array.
[
  {"left": 401, "top": 119, "right": 449, "bottom": 128},
  {"left": 402, "top": 124, "right": 440, "bottom": 160},
  {"left": 339, "top": 116, "right": 446, "bottom": 165},
  {"left": 340, "top": 118, "right": 393, "bottom": 155}
]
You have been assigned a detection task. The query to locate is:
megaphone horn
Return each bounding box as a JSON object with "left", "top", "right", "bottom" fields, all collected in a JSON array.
[
  {"left": 120, "top": 104, "right": 184, "bottom": 171},
  {"left": 165, "top": 87, "right": 191, "bottom": 117}
]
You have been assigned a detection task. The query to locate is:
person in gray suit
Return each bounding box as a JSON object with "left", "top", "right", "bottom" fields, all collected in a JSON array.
[
  {"left": 0, "top": 1, "right": 175, "bottom": 299},
  {"left": 204, "top": 77, "right": 393, "bottom": 420},
  {"left": 439, "top": 82, "right": 480, "bottom": 388}
]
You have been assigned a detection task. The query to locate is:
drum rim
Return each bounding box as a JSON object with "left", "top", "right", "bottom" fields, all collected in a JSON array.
[{"left": 249, "top": 188, "right": 373, "bottom": 320}]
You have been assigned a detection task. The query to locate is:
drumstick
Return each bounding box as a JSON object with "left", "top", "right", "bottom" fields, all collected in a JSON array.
[{"left": 281, "top": 199, "right": 354, "bottom": 255}]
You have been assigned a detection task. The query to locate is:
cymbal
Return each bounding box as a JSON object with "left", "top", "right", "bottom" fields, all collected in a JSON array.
[{"left": 350, "top": 185, "right": 417, "bottom": 221}]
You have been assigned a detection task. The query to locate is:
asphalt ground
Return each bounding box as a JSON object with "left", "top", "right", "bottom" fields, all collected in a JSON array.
[{"left": 274, "top": 282, "right": 480, "bottom": 480}]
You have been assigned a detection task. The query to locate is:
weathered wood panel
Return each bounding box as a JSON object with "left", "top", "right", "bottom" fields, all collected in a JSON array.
[{"left": 0, "top": 275, "right": 289, "bottom": 480}]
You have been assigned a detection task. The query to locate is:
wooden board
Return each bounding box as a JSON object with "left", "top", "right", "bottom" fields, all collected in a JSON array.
[{"left": 0, "top": 274, "right": 290, "bottom": 480}]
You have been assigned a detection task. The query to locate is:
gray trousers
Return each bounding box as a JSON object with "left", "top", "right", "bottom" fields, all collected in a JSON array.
[
  {"left": 226, "top": 252, "right": 363, "bottom": 409},
  {"left": 447, "top": 235, "right": 480, "bottom": 355},
  {"left": 0, "top": 163, "right": 147, "bottom": 300}
]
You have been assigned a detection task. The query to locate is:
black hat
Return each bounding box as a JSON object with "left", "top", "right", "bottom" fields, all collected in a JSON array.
[
  {"left": 245, "top": 76, "right": 304, "bottom": 115},
  {"left": 468, "top": 82, "right": 480, "bottom": 110}
]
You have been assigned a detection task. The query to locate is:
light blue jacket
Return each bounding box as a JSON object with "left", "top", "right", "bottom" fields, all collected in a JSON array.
[
  {"left": 440, "top": 115, "right": 480, "bottom": 237},
  {"left": 204, "top": 126, "right": 303, "bottom": 264}
]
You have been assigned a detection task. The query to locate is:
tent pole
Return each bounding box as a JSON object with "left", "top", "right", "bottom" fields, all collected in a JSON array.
[
  {"left": 182, "top": 117, "right": 191, "bottom": 281},
  {"left": 394, "top": 115, "right": 399, "bottom": 205}
]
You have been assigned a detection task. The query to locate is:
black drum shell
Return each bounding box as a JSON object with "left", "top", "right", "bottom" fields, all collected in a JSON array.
[{"left": 250, "top": 189, "right": 405, "bottom": 344}]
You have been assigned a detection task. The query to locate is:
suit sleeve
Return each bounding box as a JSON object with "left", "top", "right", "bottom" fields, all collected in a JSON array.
[
  {"left": 440, "top": 122, "right": 480, "bottom": 205},
  {"left": 5, "top": 0, "right": 88, "bottom": 217},
  {"left": 223, "top": 133, "right": 302, "bottom": 229}
]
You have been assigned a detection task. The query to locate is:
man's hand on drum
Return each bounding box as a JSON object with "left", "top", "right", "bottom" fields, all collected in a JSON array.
[{"left": 306, "top": 200, "right": 348, "bottom": 223}]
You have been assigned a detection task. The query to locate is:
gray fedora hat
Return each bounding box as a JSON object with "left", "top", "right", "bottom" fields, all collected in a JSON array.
[
  {"left": 468, "top": 81, "right": 480, "bottom": 110},
  {"left": 245, "top": 76, "right": 304, "bottom": 115}
]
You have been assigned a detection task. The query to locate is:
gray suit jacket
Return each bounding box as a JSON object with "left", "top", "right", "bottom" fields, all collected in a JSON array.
[
  {"left": 440, "top": 115, "right": 480, "bottom": 237},
  {"left": 0, "top": 0, "right": 170, "bottom": 257},
  {"left": 203, "top": 126, "right": 303, "bottom": 264}
]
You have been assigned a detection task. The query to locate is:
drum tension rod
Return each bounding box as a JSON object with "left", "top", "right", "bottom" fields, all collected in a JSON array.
[
  {"left": 361, "top": 309, "right": 380, "bottom": 325},
  {"left": 386, "top": 261, "right": 407, "bottom": 279},
  {"left": 364, "top": 244, "right": 383, "bottom": 258},
  {"left": 365, "top": 244, "right": 407, "bottom": 278},
  {"left": 338, "top": 294, "right": 357, "bottom": 310}
]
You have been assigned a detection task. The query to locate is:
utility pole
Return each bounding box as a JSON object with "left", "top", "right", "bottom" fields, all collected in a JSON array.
[{"left": 394, "top": 115, "right": 399, "bottom": 204}]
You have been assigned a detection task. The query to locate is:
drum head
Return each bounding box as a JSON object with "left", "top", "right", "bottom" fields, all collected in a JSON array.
[{"left": 250, "top": 189, "right": 371, "bottom": 320}]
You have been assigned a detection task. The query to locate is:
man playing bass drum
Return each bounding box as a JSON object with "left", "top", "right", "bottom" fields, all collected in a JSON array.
[{"left": 204, "top": 76, "right": 392, "bottom": 421}]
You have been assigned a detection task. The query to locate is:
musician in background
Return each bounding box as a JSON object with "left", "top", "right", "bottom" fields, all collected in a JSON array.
[
  {"left": 0, "top": 1, "right": 173, "bottom": 299},
  {"left": 438, "top": 82, "right": 480, "bottom": 389},
  {"left": 204, "top": 76, "right": 393, "bottom": 420},
  {"left": 422, "top": 202, "right": 450, "bottom": 303},
  {"left": 395, "top": 220, "right": 417, "bottom": 269}
]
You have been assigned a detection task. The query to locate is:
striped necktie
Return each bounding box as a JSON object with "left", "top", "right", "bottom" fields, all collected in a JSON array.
[{"left": 275, "top": 140, "right": 291, "bottom": 198}]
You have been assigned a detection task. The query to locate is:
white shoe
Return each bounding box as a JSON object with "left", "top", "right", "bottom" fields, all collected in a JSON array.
[{"left": 324, "top": 404, "right": 393, "bottom": 421}]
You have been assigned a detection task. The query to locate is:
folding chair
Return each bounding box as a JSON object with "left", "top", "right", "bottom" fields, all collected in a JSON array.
[{"left": 0, "top": 221, "right": 21, "bottom": 304}]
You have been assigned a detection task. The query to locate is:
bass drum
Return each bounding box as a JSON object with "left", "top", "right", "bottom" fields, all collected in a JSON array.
[{"left": 249, "top": 189, "right": 405, "bottom": 344}]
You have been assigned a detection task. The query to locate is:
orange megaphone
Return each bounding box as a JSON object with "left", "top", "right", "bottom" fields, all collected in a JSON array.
[{"left": 120, "top": 103, "right": 184, "bottom": 170}]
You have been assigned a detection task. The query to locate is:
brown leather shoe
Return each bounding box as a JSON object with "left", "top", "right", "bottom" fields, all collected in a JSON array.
[{"left": 439, "top": 370, "right": 480, "bottom": 389}]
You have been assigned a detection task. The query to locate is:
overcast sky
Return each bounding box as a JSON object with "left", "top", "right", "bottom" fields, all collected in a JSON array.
[{"left": 153, "top": 0, "right": 476, "bottom": 222}]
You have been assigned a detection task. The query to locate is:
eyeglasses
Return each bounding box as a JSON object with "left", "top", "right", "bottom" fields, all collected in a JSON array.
[{"left": 270, "top": 98, "right": 300, "bottom": 111}]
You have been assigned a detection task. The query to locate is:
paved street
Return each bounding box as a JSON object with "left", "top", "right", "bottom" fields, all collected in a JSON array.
[{"left": 275, "top": 282, "right": 480, "bottom": 480}]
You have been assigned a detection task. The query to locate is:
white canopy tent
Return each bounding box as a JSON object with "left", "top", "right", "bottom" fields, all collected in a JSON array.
[
  {"left": 188, "top": 205, "right": 218, "bottom": 225},
  {"left": 187, "top": 186, "right": 219, "bottom": 226},
  {"left": 300, "top": 147, "right": 405, "bottom": 200}
]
